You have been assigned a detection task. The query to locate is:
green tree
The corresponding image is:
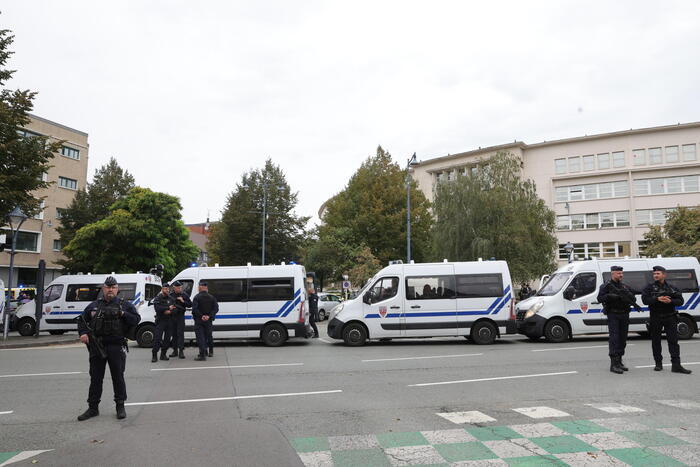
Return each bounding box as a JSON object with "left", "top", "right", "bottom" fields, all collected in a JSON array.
[
  {"left": 431, "top": 151, "right": 557, "bottom": 282},
  {"left": 208, "top": 159, "right": 309, "bottom": 265},
  {"left": 347, "top": 246, "right": 382, "bottom": 289},
  {"left": 60, "top": 187, "right": 198, "bottom": 276},
  {"left": 0, "top": 26, "right": 59, "bottom": 218},
  {"left": 642, "top": 206, "right": 700, "bottom": 259},
  {"left": 57, "top": 157, "right": 136, "bottom": 247}
]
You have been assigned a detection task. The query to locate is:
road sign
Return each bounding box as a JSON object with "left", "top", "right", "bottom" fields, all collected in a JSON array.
[{"left": 342, "top": 281, "right": 351, "bottom": 289}]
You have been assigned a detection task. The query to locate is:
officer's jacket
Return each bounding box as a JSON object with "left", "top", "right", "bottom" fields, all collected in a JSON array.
[
  {"left": 168, "top": 292, "right": 192, "bottom": 316},
  {"left": 78, "top": 297, "right": 140, "bottom": 345},
  {"left": 596, "top": 280, "right": 637, "bottom": 313},
  {"left": 153, "top": 292, "right": 175, "bottom": 320},
  {"left": 642, "top": 281, "right": 684, "bottom": 317},
  {"left": 192, "top": 292, "right": 219, "bottom": 320},
  {"left": 308, "top": 293, "right": 318, "bottom": 313}
]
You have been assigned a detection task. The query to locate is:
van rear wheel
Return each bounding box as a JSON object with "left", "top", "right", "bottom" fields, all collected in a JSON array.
[
  {"left": 544, "top": 318, "right": 569, "bottom": 343},
  {"left": 17, "top": 317, "right": 36, "bottom": 336},
  {"left": 136, "top": 324, "right": 156, "bottom": 348},
  {"left": 343, "top": 323, "right": 367, "bottom": 346},
  {"left": 470, "top": 321, "right": 497, "bottom": 345},
  {"left": 677, "top": 315, "right": 694, "bottom": 340},
  {"left": 262, "top": 323, "right": 288, "bottom": 347}
]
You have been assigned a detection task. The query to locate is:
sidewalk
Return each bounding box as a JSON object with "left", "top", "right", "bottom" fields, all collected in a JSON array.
[{"left": 0, "top": 332, "right": 80, "bottom": 349}]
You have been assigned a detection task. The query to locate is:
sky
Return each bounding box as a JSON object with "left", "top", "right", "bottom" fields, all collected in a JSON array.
[{"left": 3, "top": 1, "right": 700, "bottom": 225}]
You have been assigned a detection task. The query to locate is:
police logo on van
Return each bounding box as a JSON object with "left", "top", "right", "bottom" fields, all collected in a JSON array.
[
  {"left": 580, "top": 301, "right": 589, "bottom": 313},
  {"left": 378, "top": 306, "right": 387, "bottom": 318}
]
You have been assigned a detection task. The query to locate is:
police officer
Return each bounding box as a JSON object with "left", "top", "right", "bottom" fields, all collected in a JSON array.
[
  {"left": 77, "top": 276, "right": 140, "bottom": 420},
  {"left": 308, "top": 287, "right": 319, "bottom": 338},
  {"left": 192, "top": 281, "right": 219, "bottom": 361},
  {"left": 642, "top": 266, "right": 692, "bottom": 374},
  {"left": 597, "top": 266, "right": 640, "bottom": 374},
  {"left": 151, "top": 282, "right": 175, "bottom": 363},
  {"left": 167, "top": 280, "right": 192, "bottom": 359}
]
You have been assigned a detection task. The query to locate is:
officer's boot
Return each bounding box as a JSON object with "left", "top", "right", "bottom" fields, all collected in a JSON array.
[
  {"left": 151, "top": 349, "right": 158, "bottom": 363},
  {"left": 77, "top": 405, "right": 99, "bottom": 421},
  {"left": 178, "top": 349, "right": 185, "bottom": 359},
  {"left": 194, "top": 353, "right": 206, "bottom": 361},
  {"left": 610, "top": 357, "right": 623, "bottom": 374},
  {"left": 169, "top": 349, "right": 178, "bottom": 358},
  {"left": 654, "top": 360, "right": 663, "bottom": 371},
  {"left": 116, "top": 401, "right": 126, "bottom": 420},
  {"left": 160, "top": 349, "right": 169, "bottom": 361},
  {"left": 208, "top": 347, "right": 214, "bottom": 358},
  {"left": 671, "top": 360, "right": 692, "bottom": 374},
  {"left": 619, "top": 358, "right": 629, "bottom": 372}
]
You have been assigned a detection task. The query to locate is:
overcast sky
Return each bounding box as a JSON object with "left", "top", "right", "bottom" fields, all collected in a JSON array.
[{"left": 4, "top": 1, "right": 699, "bottom": 225}]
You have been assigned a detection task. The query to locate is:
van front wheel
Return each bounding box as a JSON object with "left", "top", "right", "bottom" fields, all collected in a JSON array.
[
  {"left": 17, "top": 317, "right": 36, "bottom": 336},
  {"left": 677, "top": 316, "right": 694, "bottom": 340},
  {"left": 544, "top": 318, "right": 569, "bottom": 343},
  {"left": 262, "top": 323, "right": 288, "bottom": 347},
  {"left": 343, "top": 323, "right": 367, "bottom": 346},
  {"left": 136, "top": 324, "right": 156, "bottom": 348},
  {"left": 470, "top": 321, "right": 497, "bottom": 345}
]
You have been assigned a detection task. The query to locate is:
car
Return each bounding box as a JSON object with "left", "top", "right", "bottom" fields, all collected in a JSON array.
[{"left": 317, "top": 292, "right": 342, "bottom": 320}]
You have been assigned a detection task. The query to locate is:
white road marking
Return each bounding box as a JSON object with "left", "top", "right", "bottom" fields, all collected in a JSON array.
[
  {"left": 408, "top": 371, "right": 578, "bottom": 387},
  {"left": 151, "top": 363, "right": 303, "bottom": 371},
  {"left": 125, "top": 389, "right": 343, "bottom": 406},
  {"left": 586, "top": 403, "right": 645, "bottom": 414},
  {"left": 655, "top": 400, "right": 700, "bottom": 410},
  {"left": 436, "top": 411, "right": 496, "bottom": 424},
  {"left": 0, "top": 343, "right": 83, "bottom": 351},
  {"left": 679, "top": 340, "right": 700, "bottom": 344},
  {"left": 0, "top": 410, "right": 13, "bottom": 415},
  {"left": 0, "top": 450, "right": 53, "bottom": 467},
  {"left": 363, "top": 353, "right": 483, "bottom": 363},
  {"left": 318, "top": 338, "right": 334, "bottom": 344},
  {"left": 635, "top": 361, "right": 700, "bottom": 368},
  {"left": 0, "top": 371, "right": 83, "bottom": 378},
  {"left": 532, "top": 344, "right": 634, "bottom": 352},
  {"left": 512, "top": 406, "right": 570, "bottom": 419}
]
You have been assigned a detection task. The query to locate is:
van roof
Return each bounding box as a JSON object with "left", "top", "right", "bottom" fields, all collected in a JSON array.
[
  {"left": 554, "top": 257, "right": 700, "bottom": 274},
  {"left": 49, "top": 273, "right": 162, "bottom": 284}
]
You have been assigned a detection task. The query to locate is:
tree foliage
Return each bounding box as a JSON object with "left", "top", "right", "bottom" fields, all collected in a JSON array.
[
  {"left": 431, "top": 151, "right": 557, "bottom": 282},
  {"left": 57, "top": 157, "right": 135, "bottom": 247},
  {"left": 60, "top": 187, "right": 198, "bottom": 276},
  {"left": 0, "top": 26, "right": 59, "bottom": 218},
  {"left": 347, "top": 246, "right": 382, "bottom": 289},
  {"left": 642, "top": 206, "right": 700, "bottom": 259},
  {"left": 207, "top": 159, "right": 309, "bottom": 265}
]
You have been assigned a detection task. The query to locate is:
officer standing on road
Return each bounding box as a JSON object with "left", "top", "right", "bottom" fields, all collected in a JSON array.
[
  {"left": 151, "top": 282, "right": 174, "bottom": 363},
  {"left": 308, "top": 287, "right": 319, "bottom": 338},
  {"left": 192, "top": 281, "right": 219, "bottom": 361},
  {"left": 168, "top": 280, "right": 192, "bottom": 359},
  {"left": 77, "top": 276, "right": 141, "bottom": 420},
  {"left": 642, "top": 266, "right": 692, "bottom": 374},
  {"left": 597, "top": 266, "right": 639, "bottom": 374}
]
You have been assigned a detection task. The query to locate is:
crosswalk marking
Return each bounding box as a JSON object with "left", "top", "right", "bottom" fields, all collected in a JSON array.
[
  {"left": 655, "top": 399, "right": 700, "bottom": 410},
  {"left": 512, "top": 406, "right": 570, "bottom": 419},
  {"left": 585, "top": 403, "right": 646, "bottom": 414},
  {"left": 436, "top": 410, "right": 496, "bottom": 424}
]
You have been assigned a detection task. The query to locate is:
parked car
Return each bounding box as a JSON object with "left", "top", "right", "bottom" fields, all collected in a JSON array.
[{"left": 317, "top": 292, "right": 342, "bottom": 320}]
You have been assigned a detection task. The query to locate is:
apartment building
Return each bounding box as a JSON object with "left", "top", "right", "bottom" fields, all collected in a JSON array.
[
  {"left": 1, "top": 114, "right": 89, "bottom": 286},
  {"left": 411, "top": 122, "right": 700, "bottom": 266}
]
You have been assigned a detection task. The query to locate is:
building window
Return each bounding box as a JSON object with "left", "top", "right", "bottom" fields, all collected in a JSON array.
[
  {"left": 557, "top": 241, "right": 630, "bottom": 260},
  {"left": 446, "top": 170, "right": 455, "bottom": 182},
  {"left": 56, "top": 208, "right": 67, "bottom": 219},
  {"left": 556, "top": 211, "right": 630, "bottom": 230},
  {"left": 34, "top": 200, "right": 45, "bottom": 220},
  {"left": 60, "top": 146, "right": 80, "bottom": 160},
  {"left": 665, "top": 146, "right": 679, "bottom": 163},
  {"left": 0, "top": 230, "right": 40, "bottom": 252},
  {"left": 568, "top": 156, "right": 580, "bottom": 173},
  {"left": 53, "top": 239, "right": 62, "bottom": 251},
  {"left": 683, "top": 144, "right": 697, "bottom": 161},
  {"left": 612, "top": 151, "right": 625, "bottom": 168},
  {"left": 435, "top": 172, "right": 445, "bottom": 183},
  {"left": 634, "top": 175, "right": 700, "bottom": 195},
  {"left": 632, "top": 149, "right": 646, "bottom": 166},
  {"left": 555, "top": 158, "right": 567, "bottom": 174},
  {"left": 648, "top": 147, "right": 662, "bottom": 165},
  {"left": 555, "top": 181, "right": 629, "bottom": 202},
  {"left": 582, "top": 155, "right": 595, "bottom": 171},
  {"left": 59, "top": 176, "right": 78, "bottom": 190},
  {"left": 17, "top": 128, "right": 42, "bottom": 138},
  {"left": 597, "top": 153, "right": 610, "bottom": 170}
]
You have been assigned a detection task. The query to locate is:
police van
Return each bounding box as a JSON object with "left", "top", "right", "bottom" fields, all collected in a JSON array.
[
  {"left": 515, "top": 257, "right": 700, "bottom": 342},
  {"left": 138, "top": 263, "right": 311, "bottom": 347},
  {"left": 14, "top": 273, "right": 162, "bottom": 338},
  {"left": 327, "top": 260, "right": 515, "bottom": 346}
]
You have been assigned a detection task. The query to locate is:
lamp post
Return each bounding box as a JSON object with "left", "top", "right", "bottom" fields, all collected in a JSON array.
[
  {"left": 406, "top": 152, "right": 418, "bottom": 263},
  {"left": 3, "top": 207, "right": 28, "bottom": 341},
  {"left": 244, "top": 182, "right": 285, "bottom": 265},
  {"left": 564, "top": 241, "right": 574, "bottom": 264}
]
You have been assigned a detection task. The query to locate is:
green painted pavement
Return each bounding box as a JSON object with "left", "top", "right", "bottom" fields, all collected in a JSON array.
[
  {"left": 530, "top": 435, "right": 597, "bottom": 454},
  {"left": 607, "top": 447, "right": 687, "bottom": 466},
  {"left": 0, "top": 452, "right": 20, "bottom": 463},
  {"left": 467, "top": 425, "right": 521, "bottom": 441},
  {"left": 620, "top": 430, "right": 689, "bottom": 447},
  {"left": 433, "top": 441, "right": 498, "bottom": 462},
  {"left": 291, "top": 436, "right": 330, "bottom": 453},
  {"left": 376, "top": 431, "right": 429, "bottom": 448},
  {"left": 332, "top": 448, "right": 390, "bottom": 467},
  {"left": 552, "top": 419, "right": 609, "bottom": 435}
]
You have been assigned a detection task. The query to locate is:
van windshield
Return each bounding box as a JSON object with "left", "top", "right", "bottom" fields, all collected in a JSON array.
[{"left": 536, "top": 272, "right": 573, "bottom": 296}]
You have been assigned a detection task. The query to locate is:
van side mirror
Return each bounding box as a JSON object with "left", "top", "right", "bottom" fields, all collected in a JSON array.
[{"left": 563, "top": 286, "right": 576, "bottom": 301}]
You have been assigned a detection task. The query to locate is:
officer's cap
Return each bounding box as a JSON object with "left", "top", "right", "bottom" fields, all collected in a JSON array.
[
  {"left": 610, "top": 266, "right": 623, "bottom": 272},
  {"left": 652, "top": 265, "right": 667, "bottom": 272},
  {"left": 199, "top": 280, "right": 208, "bottom": 286},
  {"left": 171, "top": 280, "right": 182, "bottom": 287},
  {"left": 104, "top": 276, "right": 118, "bottom": 286},
  {"left": 161, "top": 282, "right": 170, "bottom": 288}
]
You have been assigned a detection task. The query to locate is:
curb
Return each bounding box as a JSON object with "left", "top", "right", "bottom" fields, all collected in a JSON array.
[{"left": 0, "top": 338, "right": 81, "bottom": 349}]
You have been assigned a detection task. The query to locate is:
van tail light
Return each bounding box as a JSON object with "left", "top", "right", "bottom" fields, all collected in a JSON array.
[
  {"left": 298, "top": 301, "right": 306, "bottom": 323},
  {"left": 509, "top": 299, "right": 515, "bottom": 320}
]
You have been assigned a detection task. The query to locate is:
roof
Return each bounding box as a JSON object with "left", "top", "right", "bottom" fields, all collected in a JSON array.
[{"left": 28, "top": 113, "right": 88, "bottom": 137}]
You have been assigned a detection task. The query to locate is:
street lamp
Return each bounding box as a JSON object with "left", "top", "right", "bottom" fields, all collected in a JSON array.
[
  {"left": 243, "top": 182, "right": 285, "bottom": 265},
  {"left": 564, "top": 241, "right": 574, "bottom": 264},
  {"left": 406, "top": 153, "right": 418, "bottom": 263},
  {"left": 3, "top": 207, "right": 28, "bottom": 341}
]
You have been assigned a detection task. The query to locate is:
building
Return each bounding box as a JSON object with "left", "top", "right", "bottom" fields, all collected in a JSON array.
[
  {"left": 185, "top": 220, "right": 214, "bottom": 265},
  {"left": 411, "top": 122, "right": 700, "bottom": 266},
  {"left": 1, "top": 114, "right": 89, "bottom": 287}
]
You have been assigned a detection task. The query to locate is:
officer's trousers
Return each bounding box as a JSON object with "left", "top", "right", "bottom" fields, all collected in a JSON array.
[
  {"left": 194, "top": 319, "right": 213, "bottom": 355},
  {"left": 309, "top": 309, "right": 319, "bottom": 337},
  {"left": 88, "top": 343, "right": 127, "bottom": 406},
  {"left": 650, "top": 314, "right": 680, "bottom": 364},
  {"left": 607, "top": 312, "right": 629, "bottom": 357},
  {"left": 153, "top": 318, "right": 172, "bottom": 353},
  {"left": 169, "top": 314, "right": 185, "bottom": 350}
]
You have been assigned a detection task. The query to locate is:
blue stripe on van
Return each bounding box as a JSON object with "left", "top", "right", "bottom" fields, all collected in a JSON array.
[
  {"left": 683, "top": 292, "right": 699, "bottom": 310},
  {"left": 50, "top": 311, "right": 82, "bottom": 315}
]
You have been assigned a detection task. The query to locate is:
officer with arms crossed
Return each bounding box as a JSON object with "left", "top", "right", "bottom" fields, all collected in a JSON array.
[
  {"left": 597, "top": 266, "right": 640, "bottom": 374},
  {"left": 151, "top": 282, "right": 174, "bottom": 363},
  {"left": 192, "top": 280, "right": 219, "bottom": 361},
  {"left": 168, "top": 280, "right": 192, "bottom": 359},
  {"left": 77, "top": 276, "right": 141, "bottom": 420},
  {"left": 642, "top": 266, "right": 692, "bottom": 374}
]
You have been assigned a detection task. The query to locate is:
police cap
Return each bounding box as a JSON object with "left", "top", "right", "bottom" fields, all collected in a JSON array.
[
  {"left": 161, "top": 282, "right": 170, "bottom": 288},
  {"left": 199, "top": 280, "right": 208, "bottom": 286},
  {"left": 104, "top": 276, "right": 118, "bottom": 286},
  {"left": 171, "top": 280, "right": 182, "bottom": 287},
  {"left": 610, "top": 266, "right": 623, "bottom": 272},
  {"left": 652, "top": 265, "right": 667, "bottom": 272}
]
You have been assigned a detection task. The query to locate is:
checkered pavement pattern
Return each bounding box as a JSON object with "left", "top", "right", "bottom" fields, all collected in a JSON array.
[{"left": 292, "top": 400, "right": 700, "bottom": 466}]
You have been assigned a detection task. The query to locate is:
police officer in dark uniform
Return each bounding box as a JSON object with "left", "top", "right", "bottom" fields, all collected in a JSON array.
[
  {"left": 192, "top": 281, "right": 219, "bottom": 361},
  {"left": 151, "top": 282, "right": 175, "bottom": 363},
  {"left": 642, "top": 265, "right": 692, "bottom": 374},
  {"left": 308, "top": 287, "right": 319, "bottom": 338},
  {"left": 167, "top": 280, "right": 192, "bottom": 359},
  {"left": 597, "top": 266, "right": 640, "bottom": 374},
  {"left": 77, "top": 276, "right": 141, "bottom": 420}
]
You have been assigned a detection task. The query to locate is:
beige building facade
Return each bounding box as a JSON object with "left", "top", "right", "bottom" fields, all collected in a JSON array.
[
  {"left": 411, "top": 122, "right": 700, "bottom": 266},
  {"left": 1, "top": 114, "right": 89, "bottom": 287}
]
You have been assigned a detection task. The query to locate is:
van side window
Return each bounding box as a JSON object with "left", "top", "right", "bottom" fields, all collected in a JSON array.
[
  {"left": 178, "top": 280, "right": 194, "bottom": 297},
  {"left": 405, "top": 276, "right": 455, "bottom": 300},
  {"left": 456, "top": 274, "right": 503, "bottom": 298},
  {"left": 602, "top": 271, "right": 650, "bottom": 293},
  {"left": 570, "top": 273, "right": 597, "bottom": 296},
  {"left": 249, "top": 278, "right": 294, "bottom": 301},
  {"left": 66, "top": 284, "right": 101, "bottom": 302},
  {"left": 113, "top": 283, "right": 136, "bottom": 301},
  {"left": 369, "top": 277, "right": 399, "bottom": 304},
  {"left": 145, "top": 284, "right": 161, "bottom": 301},
  {"left": 207, "top": 279, "right": 247, "bottom": 302},
  {"left": 42, "top": 284, "right": 63, "bottom": 303},
  {"left": 664, "top": 269, "right": 699, "bottom": 293}
]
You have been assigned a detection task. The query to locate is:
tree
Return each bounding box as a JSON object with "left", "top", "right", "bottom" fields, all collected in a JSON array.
[
  {"left": 642, "top": 206, "right": 700, "bottom": 259},
  {"left": 207, "top": 159, "right": 309, "bottom": 265},
  {"left": 347, "top": 246, "right": 382, "bottom": 289},
  {"left": 0, "top": 26, "right": 59, "bottom": 218},
  {"left": 60, "top": 187, "right": 198, "bottom": 276},
  {"left": 431, "top": 151, "right": 557, "bottom": 282},
  {"left": 57, "top": 157, "right": 135, "bottom": 247}
]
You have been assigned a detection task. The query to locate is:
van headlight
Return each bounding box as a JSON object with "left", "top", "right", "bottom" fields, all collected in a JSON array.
[
  {"left": 329, "top": 303, "right": 344, "bottom": 321},
  {"left": 525, "top": 300, "right": 544, "bottom": 319}
]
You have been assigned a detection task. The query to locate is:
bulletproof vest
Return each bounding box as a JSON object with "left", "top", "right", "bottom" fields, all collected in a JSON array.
[
  {"left": 196, "top": 292, "right": 216, "bottom": 315},
  {"left": 92, "top": 299, "right": 124, "bottom": 337}
]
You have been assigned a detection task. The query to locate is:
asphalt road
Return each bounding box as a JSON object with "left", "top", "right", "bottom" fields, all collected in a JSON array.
[{"left": 1, "top": 322, "right": 699, "bottom": 466}]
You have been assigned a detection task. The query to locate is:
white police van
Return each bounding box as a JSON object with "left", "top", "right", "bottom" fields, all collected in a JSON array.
[
  {"left": 515, "top": 257, "right": 700, "bottom": 342},
  {"left": 327, "top": 260, "right": 515, "bottom": 346},
  {"left": 138, "top": 264, "right": 311, "bottom": 347},
  {"left": 14, "top": 273, "right": 162, "bottom": 338}
]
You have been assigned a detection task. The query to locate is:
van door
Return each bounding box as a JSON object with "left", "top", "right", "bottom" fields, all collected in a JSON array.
[
  {"left": 404, "top": 265, "right": 457, "bottom": 337},
  {"left": 456, "top": 272, "right": 508, "bottom": 335},
  {"left": 563, "top": 272, "right": 601, "bottom": 334},
  {"left": 39, "top": 284, "right": 65, "bottom": 330},
  {"left": 46, "top": 282, "right": 101, "bottom": 330},
  {"left": 207, "top": 278, "right": 248, "bottom": 338},
  {"left": 363, "top": 276, "right": 403, "bottom": 337},
  {"left": 248, "top": 277, "right": 297, "bottom": 337}
]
